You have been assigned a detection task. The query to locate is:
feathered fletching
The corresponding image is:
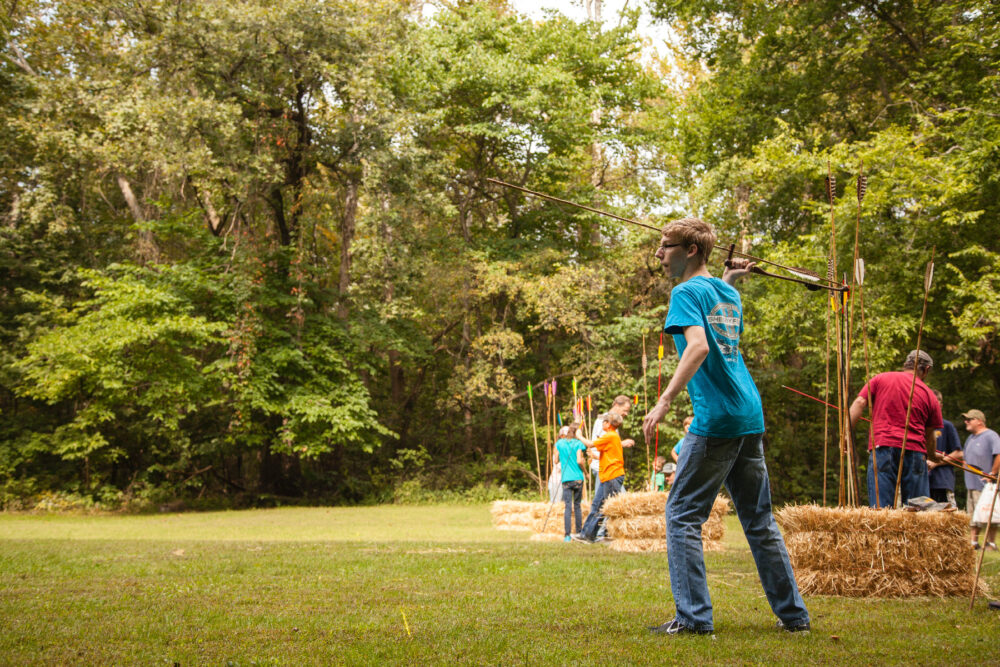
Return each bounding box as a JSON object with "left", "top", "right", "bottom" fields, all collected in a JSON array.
[
  {"left": 825, "top": 174, "right": 836, "bottom": 203},
  {"left": 826, "top": 257, "right": 835, "bottom": 282},
  {"left": 787, "top": 267, "right": 822, "bottom": 282},
  {"left": 857, "top": 174, "right": 868, "bottom": 203}
]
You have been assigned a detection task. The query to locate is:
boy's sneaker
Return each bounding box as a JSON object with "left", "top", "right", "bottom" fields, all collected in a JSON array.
[
  {"left": 648, "top": 618, "right": 713, "bottom": 636},
  {"left": 563, "top": 535, "right": 572, "bottom": 542},
  {"left": 571, "top": 533, "right": 592, "bottom": 543},
  {"left": 776, "top": 620, "right": 811, "bottom": 634}
]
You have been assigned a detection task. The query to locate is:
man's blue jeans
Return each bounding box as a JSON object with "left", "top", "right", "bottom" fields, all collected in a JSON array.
[
  {"left": 581, "top": 475, "right": 623, "bottom": 540},
  {"left": 867, "top": 447, "right": 929, "bottom": 508},
  {"left": 666, "top": 432, "right": 809, "bottom": 632}
]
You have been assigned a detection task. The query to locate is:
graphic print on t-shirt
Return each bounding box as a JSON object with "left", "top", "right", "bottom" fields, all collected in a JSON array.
[{"left": 706, "top": 301, "right": 741, "bottom": 361}]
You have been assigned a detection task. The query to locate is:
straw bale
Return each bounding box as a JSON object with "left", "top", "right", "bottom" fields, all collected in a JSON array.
[
  {"left": 530, "top": 502, "right": 591, "bottom": 534},
  {"left": 606, "top": 514, "right": 664, "bottom": 539},
  {"left": 711, "top": 495, "right": 731, "bottom": 518},
  {"left": 606, "top": 537, "right": 725, "bottom": 553},
  {"left": 776, "top": 504, "right": 967, "bottom": 537},
  {"left": 490, "top": 500, "right": 537, "bottom": 517},
  {"left": 602, "top": 492, "right": 669, "bottom": 518},
  {"left": 490, "top": 500, "right": 543, "bottom": 529},
  {"left": 605, "top": 514, "right": 725, "bottom": 542},
  {"left": 702, "top": 514, "right": 725, "bottom": 542},
  {"left": 776, "top": 504, "right": 986, "bottom": 598},
  {"left": 601, "top": 491, "right": 728, "bottom": 520},
  {"left": 493, "top": 514, "right": 533, "bottom": 530},
  {"left": 528, "top": 501, "right": 590, "bottom": 520},
  {"left": 791, "top": 569, "right": 986, "bottom": 598}
]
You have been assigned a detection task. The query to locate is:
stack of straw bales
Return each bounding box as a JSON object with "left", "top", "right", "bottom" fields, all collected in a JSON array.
[
  {"left": 528, "top": 500, "right": 592, "bottom": 540},
  {"left": 777, "top": 504, "right": 987, "bottom": 598},
  {"left": 490, "top": 500, "right": 539, "bottom": 531},
  {"left": 601, "top": 492, "right": 729, "bottom": 553}
]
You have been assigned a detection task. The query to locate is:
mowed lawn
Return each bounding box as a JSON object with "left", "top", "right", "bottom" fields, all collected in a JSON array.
[{"left": 2, "top": 505, "right": 999, "bottom": 665}]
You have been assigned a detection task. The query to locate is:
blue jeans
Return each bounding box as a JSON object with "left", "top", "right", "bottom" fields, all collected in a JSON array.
[
  {"left": 581, "top": 475, "right": 623, "bottom": 539},
  {"left": 666, "top": 432, "right": 808, "bottom": 632},
  {"left": 562, "top": 481, "right": 583, "bottom": 535},
  {"left": 867, "top": 447, "right": 930, "bottom": 508}
]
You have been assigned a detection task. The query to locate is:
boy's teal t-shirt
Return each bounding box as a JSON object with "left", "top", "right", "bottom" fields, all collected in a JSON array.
[
  {"left": 556, "top": 438, "right": 587, "bottom": 482},
  {"left": 664, "top": 276, "right": 764, "bottom": 438}
]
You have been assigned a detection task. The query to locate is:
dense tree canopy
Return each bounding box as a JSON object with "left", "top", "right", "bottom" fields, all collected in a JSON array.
[{"left": 1, "top": 0, "right": 997, "bottom": 508}]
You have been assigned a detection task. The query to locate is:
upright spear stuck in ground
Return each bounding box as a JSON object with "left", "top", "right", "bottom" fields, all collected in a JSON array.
[
  {"left": 893, "top": 251, "right": 935, "bottom": 508},
  {"left": 527, "top": 381, "right": 543, "bottom": 497},
  {"left": 642, "top": 336, "right": 650, "bottom": 474}
]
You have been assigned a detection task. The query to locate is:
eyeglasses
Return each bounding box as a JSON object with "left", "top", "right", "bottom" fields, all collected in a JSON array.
[{"left": 655, "top": 243, "right": 681, "bottom": 255}]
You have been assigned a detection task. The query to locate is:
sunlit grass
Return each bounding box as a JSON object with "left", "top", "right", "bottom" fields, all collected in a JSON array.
[{"left": 1, "top": 505, "right": 998, "bottom": 664}]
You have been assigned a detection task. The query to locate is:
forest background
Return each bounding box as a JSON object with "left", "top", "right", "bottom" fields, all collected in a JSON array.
[{"left": 1, "top": 0, "right": 998, "bottom": 510}]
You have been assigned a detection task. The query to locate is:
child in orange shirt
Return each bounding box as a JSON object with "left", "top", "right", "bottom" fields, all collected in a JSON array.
[{"left": 574, "top": 413, "right": 626, "bottom": 542}]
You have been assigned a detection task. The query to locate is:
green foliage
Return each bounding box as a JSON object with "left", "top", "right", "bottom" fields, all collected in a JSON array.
[{"left": 5, "top": 0, "right": 998, "bottom": 507}]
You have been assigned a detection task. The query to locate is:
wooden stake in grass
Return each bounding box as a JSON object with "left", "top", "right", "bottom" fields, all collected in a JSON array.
[
  {"left": 527, "top": 381, "right": 543, "bottom": 498},
  {"left": 893, "top": 251, "right": 935, "bottom": 508},
  {"left": 970, "top": 477, "right": 1000, "bottom": 608}
]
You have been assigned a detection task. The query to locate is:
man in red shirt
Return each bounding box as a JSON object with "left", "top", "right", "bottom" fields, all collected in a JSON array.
[{"left": 849, "top": 350, "right": 943, "bottom": 508}]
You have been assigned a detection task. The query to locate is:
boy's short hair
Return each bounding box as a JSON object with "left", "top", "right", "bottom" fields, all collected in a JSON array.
[
  {"left": 661, "top": 217, "right": 716, "bottom": 262},
  {"left": 606, "top": 413, "right": 624, "bottom": 428},
  {"left": 612, "top": 395, "right": 631, "bottom": 407}
]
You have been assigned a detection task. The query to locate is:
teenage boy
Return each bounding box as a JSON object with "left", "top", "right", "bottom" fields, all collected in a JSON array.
[{"left": 642, "top": 217, "right": 809, "bottom": 637}]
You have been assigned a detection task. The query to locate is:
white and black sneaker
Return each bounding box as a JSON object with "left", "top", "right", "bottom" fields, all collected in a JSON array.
[
  {"left": 648, "top": 618, "right": 713, "bottom": 636},
  {"left": 776, "top": 619, "right": 811, "bottom": 634}
]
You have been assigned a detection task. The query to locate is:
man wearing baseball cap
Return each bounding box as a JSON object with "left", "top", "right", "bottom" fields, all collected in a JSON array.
[
  {"left": 957, "top": 409, "right": 1000, "bottom": 549},
  {"left": 848, "top": 349, "right": 943, "bottom": 508}
]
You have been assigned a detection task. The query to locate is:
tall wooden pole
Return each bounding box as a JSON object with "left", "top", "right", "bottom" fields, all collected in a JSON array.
[
  {"left": 823, "top": 301, "right": 831, "bottom": 506},
  {"left": 527, "top": 382, "right": 543, "bottom": 498},
  {"left": 893, "top": 252, "right": 935, "bottom": 507},
  {"left": 970, "top": 475, "right": 1000, "bottom": 608},
  {"left": 642, "top": 336, "right": 650, "bottom": 475},
  {"left": 654, "top": 333, "right": 664, "bottom": 463}
]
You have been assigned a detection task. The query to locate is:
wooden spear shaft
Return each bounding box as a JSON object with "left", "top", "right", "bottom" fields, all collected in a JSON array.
[
  {"left": 857, "top": 278, "right": 881, "bottom": 506},
  {"left": 642, "top": 336, "right": 650, "bottom": 476},
  {"left": 835, "top": 300, "right": 846, "bottom": 506},
  {"left": 823, "top": 303, "right": 831, "bottom": 507},
  {"left": 970, "top": 474, "right": 1000, "bottom": 608},
  {"left": 893, "top": 252, "right": 935, "bottom": 508},
  {"left": 486, "top": 178, "right": 843, "bottom": 291},
  {"left": 527, "top": 382, "right": 543, "bottom": 497}
]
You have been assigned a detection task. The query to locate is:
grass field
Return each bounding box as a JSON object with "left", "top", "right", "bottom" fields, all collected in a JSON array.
[{"left": 2, "top": 505, "right": 999, "bottom": 665}]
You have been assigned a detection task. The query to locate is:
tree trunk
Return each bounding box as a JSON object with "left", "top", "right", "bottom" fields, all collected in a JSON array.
[
  {"left": 116, "top": 174, "right": 158, "bottom": 262},
  {"left": 338, "top": 177, "right": 360, "bottom": 317}
]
